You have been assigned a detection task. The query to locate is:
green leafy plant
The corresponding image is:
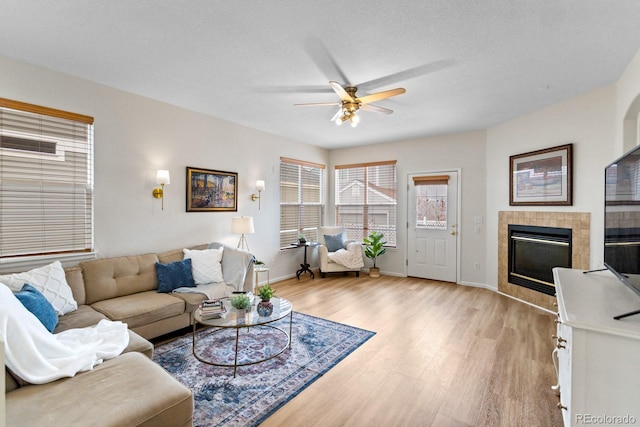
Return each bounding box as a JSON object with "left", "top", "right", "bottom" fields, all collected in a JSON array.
[
  {"left": 230, "top": 294, "right": 251, "bottom": 310},
  {"left": 254, "top": 259, "right": 264, "bottom": 266},
  {"left": 257, "top": 284, "right": 275, "bottom": 301},
  {"left": 363, "top": 231, "right": 387, "bottom": 268}
]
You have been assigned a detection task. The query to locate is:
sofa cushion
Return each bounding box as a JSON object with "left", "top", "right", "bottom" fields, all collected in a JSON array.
[
  {"left": 15, "top": 284, "right": 58, "bottom": 332},
  {"left": 54, "top": 305, "right": 108, "bottom": 332},
  {"left": 63, "top": 266, "right": 86, "bottom": 305},
  {"left": 0, "top": 261, "right": 78, "bottom": 315},
  {"left": 6, "top": 352, "right": 193, "bottom": 427},
  {"left": 156, "top": 258, "right": 195, "bottom": 292},
  {"left": 183, "top": 247, "right": 224, "bottom": 284},
  {"left": 81, "top": 254, "right": 159, "bottom": 304},
  {"left": 171, "top": 291, "right": 208, "bottom": 313},
  {"left": 91, "top": 291, "right": 185, "bottom": 329},
  {"left": 324, "top": 232, "right": 346, "bottom": 252}
]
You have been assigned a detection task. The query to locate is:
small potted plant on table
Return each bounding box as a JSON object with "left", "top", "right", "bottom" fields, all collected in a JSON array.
[
  {"left": 256, "top": 284, "right": 275, "bottom": 316},
  {"left": 230, "top": 294, "right": 251, "bottom": 317},
  {"left": 364, "top": 231, "right": 387, "bottom": 278}
]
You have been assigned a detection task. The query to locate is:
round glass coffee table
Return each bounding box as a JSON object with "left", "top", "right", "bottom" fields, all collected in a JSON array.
[{"left": 192, "top": 296, "right": 293, "bottom": 377}]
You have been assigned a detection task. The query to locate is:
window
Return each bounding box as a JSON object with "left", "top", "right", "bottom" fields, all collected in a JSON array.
[
  {"left": 0, "top": 98, "right": 94, "bottom": 263},
  {"left": 413, "top": 175, "right": 449, "bottom": 230},
  {"left": 279, "top": 157, "right": 325, "bottom": 248},
  {"left": 335, "top": 160, "right": 397, "bottom": 246}
]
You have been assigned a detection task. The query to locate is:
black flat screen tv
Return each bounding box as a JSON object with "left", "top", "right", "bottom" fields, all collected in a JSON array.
[{"left": 604, "top": 144, "right": 640, "bottom": 319}]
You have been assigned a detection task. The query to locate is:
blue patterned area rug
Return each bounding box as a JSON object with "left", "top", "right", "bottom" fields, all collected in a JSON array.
[{"left": 153, "top": 312, "right": 375, "bottom": 427}]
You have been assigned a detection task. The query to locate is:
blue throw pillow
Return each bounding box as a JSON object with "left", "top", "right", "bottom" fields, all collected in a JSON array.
[
  {"left": 324, "top": 233, "right": 346, "bottom": 252},
  {"left": 15, "top": 283, "right": 58, "bottom": 332},
  {"left": 156, "top": 258, "right": 196, "bottom": 293}
]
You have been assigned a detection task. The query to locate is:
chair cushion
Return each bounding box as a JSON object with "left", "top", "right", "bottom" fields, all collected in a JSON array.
[{"left": 324, "top": 232, "right": 346, "bottom": 252}]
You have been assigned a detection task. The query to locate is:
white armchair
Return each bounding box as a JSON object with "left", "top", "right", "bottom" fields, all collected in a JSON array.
[{"left": 318, "top": 226, "right": 363, "bottom": 278}]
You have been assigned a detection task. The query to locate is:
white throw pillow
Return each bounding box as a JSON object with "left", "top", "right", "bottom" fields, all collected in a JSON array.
[
  {"left": 183, "top": 247, "right": 224, "bottom": 285},
  {"left": 0, "top": 261, "right": 78, "bottom": 315}
]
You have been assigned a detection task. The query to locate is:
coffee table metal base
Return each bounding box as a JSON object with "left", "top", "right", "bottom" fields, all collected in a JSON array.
[{"left": 192, "top": 313, "right": 292, "bottom": 377}]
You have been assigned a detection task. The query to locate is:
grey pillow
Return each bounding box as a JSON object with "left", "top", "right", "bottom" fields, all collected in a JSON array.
[{"left": 324, "top": 233, "right": 346, "bottom": 252}]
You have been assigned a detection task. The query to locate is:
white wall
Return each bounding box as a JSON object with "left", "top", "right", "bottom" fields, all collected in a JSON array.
[
  {"left": 0, "top": 54, "right": 328, "bottom": 282},
  {"left": 485, "top": 85, "right": 617, "bottom": 288},
  {"left": 5, "top": 43, "right": 640, "bottom": 290},
  {"left": 328, "top": 130, "right": 488, "bottom": 286}
]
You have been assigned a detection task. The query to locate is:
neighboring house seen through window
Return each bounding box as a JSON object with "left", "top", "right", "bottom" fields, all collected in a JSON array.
[
  {"left": 335, "top": 160, "right": 397, "bottom": 247},
  {"left": 0, "top": 98, "right": 94, "bottom": 268}
]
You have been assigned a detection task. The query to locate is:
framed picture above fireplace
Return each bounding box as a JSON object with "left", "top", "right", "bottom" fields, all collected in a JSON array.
[{"left": 509, "top": 143, "right": 573, "bottom": 206}]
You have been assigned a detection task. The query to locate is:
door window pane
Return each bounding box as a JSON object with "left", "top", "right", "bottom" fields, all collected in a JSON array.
[{"left": 416, "top": 184, "right": 447, "bottom": 229}]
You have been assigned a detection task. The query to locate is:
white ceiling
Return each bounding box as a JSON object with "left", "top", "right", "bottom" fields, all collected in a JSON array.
[{"left": 2, "top": 1, "right": 640, "bottom": 149}]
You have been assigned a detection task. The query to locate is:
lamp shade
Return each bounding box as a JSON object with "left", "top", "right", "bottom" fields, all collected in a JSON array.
[
  {"left": 231, "top": 216, "right": 255, "bottom": 234},
  {"left": 255, "top": 180, "right": 265, "bottom": 192},
  {"left": 156, "top": 170, "right": 170, "bottom": 185}
]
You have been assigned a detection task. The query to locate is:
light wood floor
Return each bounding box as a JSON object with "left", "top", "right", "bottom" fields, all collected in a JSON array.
[{"left": 259, "top": 274, "right": 563, "bottom": 427}]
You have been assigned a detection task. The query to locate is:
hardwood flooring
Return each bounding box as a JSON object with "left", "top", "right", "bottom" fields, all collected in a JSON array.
[{"left": 258, "top": 274, "right": 563, "bottom": 427}]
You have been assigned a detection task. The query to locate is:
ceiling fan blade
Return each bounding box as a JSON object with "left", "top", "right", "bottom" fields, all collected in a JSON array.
[
  {"left": 304, "top": 38, "right": 351, "bottom": 86},
  {"left": 357, "top": 88, "right": 406, "bottom": 104},
  {"left": 360, "top": 104, "right": 394, "bottom": 115},
  {"left": 294, "top": 102, "right": 340, "bottom": 107},
  {"left": 329, "top": 81, "right": 355, "bottom": 102},
  {"left": 358, "top": 59, "right": 456, "bottom": 91},
  {"left": 330, "top": 108, "right": 343, "bottom": 122}
]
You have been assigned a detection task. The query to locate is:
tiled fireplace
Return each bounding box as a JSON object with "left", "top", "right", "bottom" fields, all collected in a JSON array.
[{"left": 498, "top": 211, "right": 590, "bottom": 311}]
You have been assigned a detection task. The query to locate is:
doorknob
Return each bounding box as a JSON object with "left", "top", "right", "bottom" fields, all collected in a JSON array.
[{"left": 450, "top": 231, "right": 457, "bottom": 236}]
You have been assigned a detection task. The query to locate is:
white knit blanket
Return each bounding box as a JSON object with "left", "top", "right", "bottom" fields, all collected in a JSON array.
[
  {"left": 328, "top": 242, "right": 365, "bottom": 269},
  {"left": 1, "top": 282, "right": 129, "bottom": 384}
]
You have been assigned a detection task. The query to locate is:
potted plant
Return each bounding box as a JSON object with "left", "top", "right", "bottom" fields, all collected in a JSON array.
[
  {"left": 363, "top": 231, "right": 387, "bottom": 278},
  {"left": 256, "top": 284, "right": 275, "bottom": 316},
  {"left": 230, "top": 294, "right": 251, "bottom": 316}
]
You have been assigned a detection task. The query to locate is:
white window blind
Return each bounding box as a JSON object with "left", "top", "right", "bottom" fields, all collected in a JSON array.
[
  {"left": 280, "top": 157, "right": 324, "bottom": 249},
  {"left": 335, "top": 160, "right": 397, "bottom": 246},
  {"left": 0, "top": 98, "right": 94, "bottom": 261}
]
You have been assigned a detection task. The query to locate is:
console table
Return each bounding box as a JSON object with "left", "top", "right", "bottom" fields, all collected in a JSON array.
[{"left": 552, "top": 267, "right": 640, "bottom": 426}]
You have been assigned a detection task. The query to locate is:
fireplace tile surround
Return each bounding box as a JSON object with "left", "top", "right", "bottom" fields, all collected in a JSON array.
[{"left": 498, "top": 211, "right": 590, "bottom": 311}]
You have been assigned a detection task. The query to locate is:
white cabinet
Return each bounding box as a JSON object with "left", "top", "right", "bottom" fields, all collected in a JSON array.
[{"left": 553, "top": 268, "right": 640, "bottom": 427}]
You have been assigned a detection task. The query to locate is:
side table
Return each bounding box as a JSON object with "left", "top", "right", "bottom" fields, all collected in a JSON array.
[
  {"left": 294, "top": 242, "right": 319, "bottom": 279},
  {"left": 254, "top": 266, "right": 269, "bottom": 294}
]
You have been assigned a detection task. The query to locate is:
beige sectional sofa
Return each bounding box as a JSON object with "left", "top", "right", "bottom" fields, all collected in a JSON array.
[{"left": 4, "top": 243, "right": 254, "bottom": 427}]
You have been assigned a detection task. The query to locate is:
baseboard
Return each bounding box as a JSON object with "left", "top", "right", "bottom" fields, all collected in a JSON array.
[
  {"left": 496, "top": 291, "right": 556, "bottom": 314},
  {"left": 458, "top": 280, "right": 496, "bottom": 291}
]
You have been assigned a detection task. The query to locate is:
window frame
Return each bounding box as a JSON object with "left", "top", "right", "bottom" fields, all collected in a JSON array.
[
  {"left": 279, "top": 157, "right": 325, "bottom": 249},
  {"left": 0, "top": 98, "right": 95, "bottom": 271}
]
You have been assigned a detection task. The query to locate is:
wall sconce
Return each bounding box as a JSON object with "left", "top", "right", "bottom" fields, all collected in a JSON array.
[
  {"left": 231, "top": 216, "right": 254, "bottom": 252},
  {"left": 251, "top": 180, "right": 265, "bottom": 210},
  {"left": 152, "top": 169, "right": 170, "bottom": 210}
]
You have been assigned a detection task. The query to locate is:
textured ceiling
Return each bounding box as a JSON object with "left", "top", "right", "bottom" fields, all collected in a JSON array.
[{"left": 1, "top": 1, "right": 640, "bottom": 149}]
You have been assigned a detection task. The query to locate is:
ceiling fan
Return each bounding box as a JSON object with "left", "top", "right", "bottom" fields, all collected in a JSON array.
[{"left": 294, "top": 81, "right": 406, "bottom": 127}]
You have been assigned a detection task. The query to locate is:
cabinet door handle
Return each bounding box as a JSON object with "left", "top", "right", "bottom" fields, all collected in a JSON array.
[{"left": 551, "top": 348, "right": 560, "bottom": 393}]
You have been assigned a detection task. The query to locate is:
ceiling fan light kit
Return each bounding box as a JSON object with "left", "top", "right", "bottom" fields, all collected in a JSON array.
[{"left": 295, "top": 81, "right": 405, "bottom": 128}]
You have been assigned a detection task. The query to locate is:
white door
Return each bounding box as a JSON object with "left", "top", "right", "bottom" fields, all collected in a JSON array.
[{"left": 407, "top": 171, "right": 458, "bottom": 282}]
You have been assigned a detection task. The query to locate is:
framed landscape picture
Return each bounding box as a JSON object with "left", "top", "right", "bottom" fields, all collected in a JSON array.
[
  {"left": 186, "top": 167, "right": 237, "bottom": 212},
  {"left": 509, "top": 143, "right": 573, "bottom": 206}
]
